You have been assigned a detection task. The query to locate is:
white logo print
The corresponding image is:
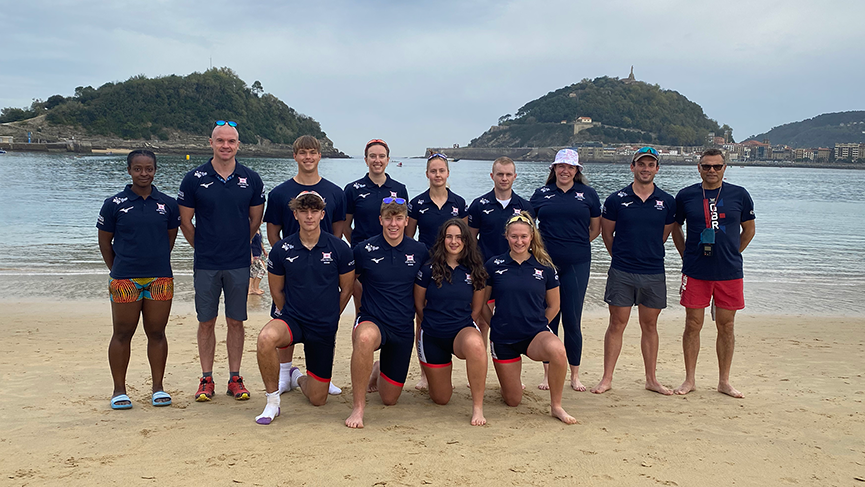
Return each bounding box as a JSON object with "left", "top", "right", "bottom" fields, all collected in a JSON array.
[
  {"left": 112, "top": 197, "right": 128, "bottom": 205},
  {"left": 617, "top": 191, "right": 627, "bottom": 197},
  {"left": 575, "top": 192, "right": 584, "bottom": 201},
  {"left": 513, "top": 208, "right": 522, "bottom": 215},
  {"left": 533, "top": 268, "right": 544, "bottom": 280},
  {"left": 495, "top": 269, "right": 508, "bottom": 275},
  {"left": 237, "top": 177, "right": 248, "bottom": 188},
  {"left": 539, "top": 186, "right": 551, "bottom": 193},
  {"left": 419, "top": 208, "right": 429, "bottom": 214},
  {"left": 321, "top": 252, "right": 333, "bottom": 264},
  {"left": 465, "top": 275, "right": 473, "bottom": 285},
  {"left": 405, "top": 254, "right": 415, "bottom": 265},
  {"left": 156, "top": 203, "right": 167, "bottom": 215},
  {"left": 655, "top": 200, "right": 665, "bottom": 210},
  {"left": 451, "top": 206, "right": 459, "bottom": 216},
  {"left": 479, "top": 198, "right": 489, "bottom": 205},
  {"left": 97, "top": 215, "right": 105, "bottom": 225},
  {"left": 483, "top": 209, "right": 494, "bottom": 214},
  {"left": 282, "top": 243, "right": 294, "bottom": 251},
  {"left": 544, "top": 194, "right": 555, "bottom": 199},
  {"left": 621, "top": 201, "right": 633, "bottom": 207},
  {"left": 194, "top": 171, "right": 208, "bottom": 178},
  {"left": 417, "top": 199, "right": 425, "bottom": 205},
  {"left": 364, "top": 243, "right": 379, "bottom": 252},
  {"left": 287, "top": 256, "right": 299, "bottom": 262},
  {"left": 494, "top": 258, "right": 505, "bottom": 265},
  {"left": 372, "top": 257, "right": 385, "bottom": 264},
  {"left": 200, "top": 182, "right": 214, "bottom": 188},
  {"left": 119, "top": 207, "right": 133, "bottom": 213},
  {"left": 358, "top": 193, "right": 370, "bottom": 199},
  {"left": 390, "top": 191, "right": 399, "bottom": 198},
  {"left": 353, "top": 182, "right": 366, "bottom": 190}
]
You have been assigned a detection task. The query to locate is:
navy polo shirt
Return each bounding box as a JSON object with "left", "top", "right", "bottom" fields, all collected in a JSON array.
[
  {"left": 484, "top": 253, "right": 559, "bottom": 344},
  {"left": 408, "top": 189, "right": 468, "bottom": 249},
  {"left": 602, "top": 183, "right": 676, "bottom": 274},
  {"left": 97, "top": 185, "right": 180, "bottom": 279},
  {"left": 675, "top": 182, "right": 755, "bottom": 281},
  {"left": 177, "top": 159, "right": 265, "bottom": 270},
  {"left": 467, "top": 189, "right": 535, "bottom": 261},
  {"left": 530, "top": 183, "right": 601, "bottom": 265},
  {"left": 267, "top": 231, "right": 354, "bottom": 334},
  {"left": 264, "top": 178, "right": 346, "bottom": 238},
  {"left": 344, "top": 173, "right": 409, "bottom": 247},
  {"left": 415, "top": 263, "right": 475, "bottom": 338},
  {"left": 354, "top": 234, "right": 428, "bottom": 335}
]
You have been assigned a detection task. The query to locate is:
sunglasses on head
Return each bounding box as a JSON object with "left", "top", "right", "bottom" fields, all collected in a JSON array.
[
  {"left": 506, "top": 214, "right": 533, "bottom": 225},
  {"left": 382, "top": 197, "right": 406, "bottom": 205},
  {"left": 297, "top": 190, "right": 325, "bottom": 202},
  {"left": 636, "top": 146, "right": 659, "bottom": 156},
  {"left": 427, "top": 153, "right": 447, "bottom": 161},
  {"left": 700, "top": 163, "right": 725, "bottom": 171},
  {"left": 215, "top": 120, "right": 238, "bottom": 127}
]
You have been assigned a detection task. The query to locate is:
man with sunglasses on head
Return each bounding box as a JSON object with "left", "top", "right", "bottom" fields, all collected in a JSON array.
[
  {"left": 591, "top": 147, "right": 676, "bottom": 396},
  {"left": 264, "top": 135, "right": 347, "bottom": 396},
  {"left": 345, "top": 197, "right": 428, "bottom": 428},
  {"left": 671, "top": 148, "right": 755, "bottom": 398},
  {"left": 178, "top": 120, "right": 265, "bottom": 402}
]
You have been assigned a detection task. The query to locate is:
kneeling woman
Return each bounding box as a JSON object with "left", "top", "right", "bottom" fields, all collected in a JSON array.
[
  {"left": 482, "top": 212, "right": 577, "bottom": 424},
  {"left": 97, "top": 150, "right": 180, "bottom": 409},
  {"left": 414, "top": 219, "right": 489, "bottom": 425}
]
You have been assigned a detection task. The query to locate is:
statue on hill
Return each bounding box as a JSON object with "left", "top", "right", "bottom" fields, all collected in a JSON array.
[{"left": 623, "top": 66, "right": 636, "bottom": 84}]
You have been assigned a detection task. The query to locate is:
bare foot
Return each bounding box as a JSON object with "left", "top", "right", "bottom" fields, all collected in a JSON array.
[
  {"left": 248, "top": 289, "right": 256, "bottom": 295},
  {"left": 717, "top": 382, "right": 744, "bottom": 398},
  {"left": 538, "top": 378, "right": 550, "bottom": 390},
  {"left": 673, "top": 380, "right": 696, "bottom": 395},
  {"left": 646, "top": 380, "right": 673, "bottom": 395},
  {"left": 590, "top": 379, "right": 612, "bottom": 394},
  {"left": 470, "top": 407, "right": 487, "bottom": 426},
  {"left": 551, "top": 406, "right": 578, "bottom": 425},
  {"left": 522, "top": 383, "right": 526, "bottom": 390},
  {"left": 415, "top": 377, "right": 428, "bottom": 391},
  {"left": 571, "top": 377, "right": 587, "bottom": 392},
  {"left": 367, "top": 361, "right": 380, "bottom": 393},
  {"left": 345, "top": 408, "right": 365, "bottom": 428},
  {"left": 254, "top": 289, "right": 265, "bottom": 295}
]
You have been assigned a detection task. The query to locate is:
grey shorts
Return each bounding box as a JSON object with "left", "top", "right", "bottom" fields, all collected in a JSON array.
[
  {"left": 603, "top": 267, "right": 666, "bottom": 309},
  {"left": 193, "top": 267, "right": 250, "bottom": 322}
]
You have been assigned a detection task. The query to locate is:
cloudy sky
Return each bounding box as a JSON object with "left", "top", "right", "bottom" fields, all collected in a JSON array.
[{"left": 3, "top": 0, "right": 863, "bottom": 156}]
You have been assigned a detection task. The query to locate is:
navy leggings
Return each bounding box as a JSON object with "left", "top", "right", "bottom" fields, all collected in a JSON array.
[{"left": 548, "top": 260, "right": 590, "bottom": 366}]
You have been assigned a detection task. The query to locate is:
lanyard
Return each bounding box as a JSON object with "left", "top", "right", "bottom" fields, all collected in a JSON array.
[{"left": 701, "top": 184, "right": 721, "bottom": 229}]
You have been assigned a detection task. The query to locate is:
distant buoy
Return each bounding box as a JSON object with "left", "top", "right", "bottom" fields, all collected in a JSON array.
[{"left": 186, "top": 154, "right": 190, "bottom": 160}]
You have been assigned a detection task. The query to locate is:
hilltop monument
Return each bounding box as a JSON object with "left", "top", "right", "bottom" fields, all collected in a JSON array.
[{"left": 623, "top": 66, "right": 637, "bottom": 84}]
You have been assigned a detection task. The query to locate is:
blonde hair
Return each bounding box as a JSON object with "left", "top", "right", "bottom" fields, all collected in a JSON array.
[{"left": 504, "top": 211, "right": 555, "bottom": 269}]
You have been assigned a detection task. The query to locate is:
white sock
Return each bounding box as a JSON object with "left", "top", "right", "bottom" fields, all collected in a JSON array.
[
  {"left": 277, "top": 362, "right": 293, "bottom": 394},
  {"left": 255, "top": 392, "right": 281, "bottom": 424},
  {"left": 328, "top": 382, "right": 342, "bottom": 395},
  {"left": 289, "top": 367, "right": 303, "bottom": 390}
]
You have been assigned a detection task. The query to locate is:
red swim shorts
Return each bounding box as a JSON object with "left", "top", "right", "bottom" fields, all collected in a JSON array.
[{"left": 679, "top": 275, "right": 744, "bottom": 310}]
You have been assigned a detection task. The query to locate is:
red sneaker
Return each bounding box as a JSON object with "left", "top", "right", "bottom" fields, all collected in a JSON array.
[
  {"left": 195, "top": 376, "right": 215, "bottom": 402},
  {"left": 227, "top": 376, "right": 250, "bottom": 400}
]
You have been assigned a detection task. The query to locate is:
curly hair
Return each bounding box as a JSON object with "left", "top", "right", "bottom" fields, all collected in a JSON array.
[{"left": 429, "top": 218, "right": 488, "bottom": 291}]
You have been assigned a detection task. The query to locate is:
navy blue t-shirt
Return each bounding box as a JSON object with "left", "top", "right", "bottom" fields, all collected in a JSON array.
[
  {"left": 354, "top": 234, "right": 428, "bottom": 335},
  {"left": 415, "top": 263, "right": 476, "bottom": 338},
  {"left": 264, "top": 178, "right": 346, "bottom": 238},
  {"left": 408, "top": 189, "right": 468, "bottom": 249},
  {"left": 484, "top": 253, "right": 559, "bottom": 344},
  {"left": 675, "top": 182, "right": 755, "bottom": 281},
  {"left": 97, "top": 185, "right": 180, "bottom": 279},
  {"left": 467, "top": 190, "right": 535, "bottom": 262},
  {"left": 344, "top": 174, "right": 409, "bottom": 248},
  {"left": 267, "top": 232, "right": 354, "bottom": 335},
  {"left": 177, "top": 159, "right": 265, "bottom": 270},
  {"left": 530, "top": 183, "right": 601, "bottom": 265},
  {"left": 251, "top": 232, "right": 263, "bottom": 258},
  {"left": 602, "top": 183, "right": 676, "bottom": 274}
]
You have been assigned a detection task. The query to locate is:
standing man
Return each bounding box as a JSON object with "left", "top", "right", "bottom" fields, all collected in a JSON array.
[
  {"left": 263, "top": 135, "right": 347, "bottom": 396},
  {"left": 178, "top": 120, "right": 265, "bottom": 402},
  {"left": 254, "top": 192, "right": 354, "bottom": 424},
  {"left": 671, "top": 148, "right": 755, "bottom": 398},
  {"left": 590, "top": 147, "right": 676, "bottom": 395},
  {"left": 345, "top": 198, "right": 428, "bottom": 428}
]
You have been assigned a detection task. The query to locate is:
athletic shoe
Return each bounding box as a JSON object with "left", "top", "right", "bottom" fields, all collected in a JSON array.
[
  {"left": 195, "top": 377, "right": 215, "bottom": 402},
  {"left": 227, "top": 376, "right": 250, "bottom": 400}
]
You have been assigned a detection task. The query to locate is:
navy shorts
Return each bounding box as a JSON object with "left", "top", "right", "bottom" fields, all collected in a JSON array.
[
  {"left": 417, "top": 325, "right": 479, "bottom": 367},
  {"left": 276, "top": 315, "right": 336, "bottom": 382},
  {"left": 355, "top": 313, "right": 413, "bottom": 387},
  {"left": 490, "top": 337, "right": 534, "bottom": 364},
  {"left": 604, "top": 267, "right": 667, "bottom": 309},
  {"left": 193, "top": 267, "right": 249, "bottom": 322}
]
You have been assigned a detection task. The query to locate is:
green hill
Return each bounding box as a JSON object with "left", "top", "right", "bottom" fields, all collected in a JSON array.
[
  {"left": 0, "top": 68, "right": 335, "bottom": 148},
  {"left": 748, "top": 111, "right": 865, "bottom": 147},
  {"left": 469, "top": 75, "right": 731, "bottom": 147}
]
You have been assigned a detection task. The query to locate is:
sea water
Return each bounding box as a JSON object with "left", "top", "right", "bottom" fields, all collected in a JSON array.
[{"left": 1, "top": 152, "right": 862, "bottom": 316}]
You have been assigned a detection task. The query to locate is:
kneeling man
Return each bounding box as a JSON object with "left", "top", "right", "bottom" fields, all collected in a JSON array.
[
  {"left": 255, "top": 192, "right": 354, "bottom": 424},
  {"left": 345, "top": 197, "right": 428, "bottom": 428}
]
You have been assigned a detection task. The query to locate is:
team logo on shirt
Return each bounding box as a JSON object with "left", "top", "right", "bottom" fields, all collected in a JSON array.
[
  {"left": 533, "top": 269, "right": 544, "bottom": 280},
  {"left": 372, "top": 257, "right": 385, "bottom": 264},
  {"left": 97, "top": 215, "right": 105, "bottom": 225},
  {"left": 495, "top": 269, "right": 508, "bottom": 275},
  {"left": 200, "top": 182, "right": 214, "bottom": 188},
  {"left": 575, "top": 192, "right": 585, "bottom": 201},
  {"left": 364, "top": 243, "right": 379, "bottom": 252},
  {"left": 282, "top": 243, "right": 294, "bottom": 251},
  {"left": 479, "top": 198, "right": 490, "bottom": 205},
  {"left": 119, "top": 207, "right": 133, "bottom": 213},
  {"left": 617, "top": 191, "right": 627, "bottom": 197},
  {"left": 358, "top": 193, "right": 370, "bottom": 198},
  {"left": 539, "top": 187, "right": 551, "bottom": 193},
  {"left": 419, "top": 208, "right": 429, "bottom": 214},
  {"left": 482, "top": 209, "right": 494, "bottom": 214},
  {"left": 621, "top": 201, "right": 633, "bottom": 207},
  {"left": 451, "top": 206, "right": 459, "bottom": 216},
  {"left": 353, "top": 182, "right": 366, "bottom": 189},
  {"left": 417, "top": 270, "right": 423, "bottom": 279},
  {"left": 544, "top": 195, "right": 555, "bottom": 199},
  {"left": 655, "top": 200, "right": 665, "bottom": 210},
  {"left": 194, "top": 171, "right": 208, "bottom": 178},
  {"left": 156, "top": 203, "right": 167, "bottom": 215},
  {"left": 390, "top": 191, "right": 399, "bottom": 198},
  {"left": 177, "top": 190, "right": 185, "bottom": 200},
  {"left": 112, "top": 196, "right": 128, "bottom": 205},
  {"left": 513, "top": 208, "right": 522, "bottom": 215},
  {"left": 237, "top": 177, "right": 249, "bottom": 188},
  {"left": 286, "top": 256, "right": 299, "bottom": 263},
  {"left": 465, "top": 275, "right": 473, "bottom": 285},
  {"left": 405, "top": 254, "right": 415, "bottom": 265},
  {"left": 494, "top": 258, "right": 505, "bottom": 265},
  {"left": 321, "top": 252, "right": 333, "bottom": 264},
  {"left": 417, "top": 199, "right": 425, "bottom": 205}
]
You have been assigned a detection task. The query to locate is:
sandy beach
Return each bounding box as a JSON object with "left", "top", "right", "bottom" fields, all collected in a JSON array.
[{"left": 1, "top": 301, "right": 863, "bottom": 486}]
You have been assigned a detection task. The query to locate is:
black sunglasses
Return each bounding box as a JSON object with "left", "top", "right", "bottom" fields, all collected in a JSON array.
[{"left": 700, "top": 164, "right": 725, "bottom": 171}]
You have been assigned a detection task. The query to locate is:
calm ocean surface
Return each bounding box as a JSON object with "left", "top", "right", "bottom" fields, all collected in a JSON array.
[{"left": 1, "top": 152, "right": 863, "bottom": 316}]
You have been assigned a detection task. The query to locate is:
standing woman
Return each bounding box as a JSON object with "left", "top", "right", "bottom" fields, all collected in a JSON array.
[
  {"left": 482, "top": 212, "right": 576, "bottom": 424},
  {"left": 530, "top": 149, "right": 601, "bottom": 391},
  {"left": 407, "top": 152, "right": 468, "bottom": 389},
  {"left": 414, "top": 219, "right": 489, "bottom": 425},
  {"left": 97, "top": 150, "right": 180, "bottom": 409}
]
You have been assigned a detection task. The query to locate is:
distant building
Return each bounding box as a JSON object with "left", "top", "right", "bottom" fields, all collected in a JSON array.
[
  {"left": 0, "top": 136, "right": 12, "bottom": 144},
  {"left": 816, "top": 148, "right": 832, "bottom": 162},
  {"left": 577, "top": 116, "right": 593, "bottom": 123},
  {"left": 741, "top": 139, "right": 771, "bottom": 160},
  {"left": 835, "top": 143, "right": 861, "bottom": 160}
]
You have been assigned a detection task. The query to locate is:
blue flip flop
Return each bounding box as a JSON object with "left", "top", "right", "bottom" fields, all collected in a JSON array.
[
  {"left": 110, "top": 394, "right": 133, "bottom": 410},
  {"left": 151, "top": 391, "right": 172, "bottom": 407}
]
